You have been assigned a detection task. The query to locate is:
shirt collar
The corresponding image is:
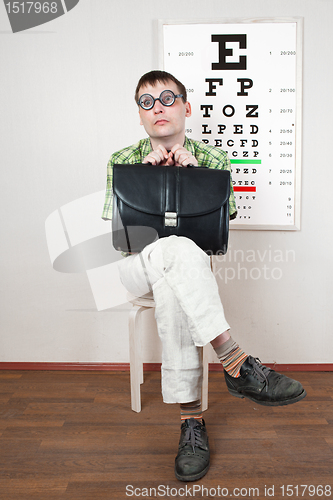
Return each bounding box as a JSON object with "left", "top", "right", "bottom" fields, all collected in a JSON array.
[
  {"left": 184, "top": 136, "right": 195, "bottom": 155},
  {"left": 141, "top": 138, "right": 153, "bottom": 158}
]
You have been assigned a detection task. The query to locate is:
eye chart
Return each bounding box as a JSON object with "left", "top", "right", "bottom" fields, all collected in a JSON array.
[{"left": 160, "top": 19, "right": 302, "bottom": 229}]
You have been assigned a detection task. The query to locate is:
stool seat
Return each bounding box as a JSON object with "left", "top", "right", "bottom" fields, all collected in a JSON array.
[{"left": 128, "top": 291, "right": 209, "bottom": 412}]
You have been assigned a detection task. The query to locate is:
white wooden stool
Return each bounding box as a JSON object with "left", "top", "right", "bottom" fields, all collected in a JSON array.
[{"left": 128, "top": 292, "right": 209, "bottom": 413}]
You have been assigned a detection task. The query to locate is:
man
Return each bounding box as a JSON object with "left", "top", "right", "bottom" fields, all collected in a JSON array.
[{"left": 102, "top": 70, "right": 306, "bottom": 482}]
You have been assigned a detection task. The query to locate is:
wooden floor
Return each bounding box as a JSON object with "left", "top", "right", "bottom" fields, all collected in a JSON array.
[{"left": 0, "top": 370, "right": 332, "bottom": 500}]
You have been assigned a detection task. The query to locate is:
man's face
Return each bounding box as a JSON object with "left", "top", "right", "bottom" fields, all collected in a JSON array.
[{"left": 137, "top": 80, "right": 191, "bottom": 145}]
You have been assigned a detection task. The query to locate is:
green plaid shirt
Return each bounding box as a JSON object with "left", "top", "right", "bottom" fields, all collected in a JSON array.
[{"left": 101, "top": 136, "right": 237, "bottom": 220}]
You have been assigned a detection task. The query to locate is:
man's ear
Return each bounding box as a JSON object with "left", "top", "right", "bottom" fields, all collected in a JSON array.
[
  {"left": 185, "top": 101, "right": 192, "bottom": 118},
  {"left": 139, "top": 109, "right": 143, "bottom": 126}
]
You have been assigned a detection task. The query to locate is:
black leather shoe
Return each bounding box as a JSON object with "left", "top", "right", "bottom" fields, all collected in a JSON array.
[
  {"left": 175, "top": 418, "right": 210, "bottom": 482},
  {"left": 224, "top": 356, "right": 307, "bottom": 406}
]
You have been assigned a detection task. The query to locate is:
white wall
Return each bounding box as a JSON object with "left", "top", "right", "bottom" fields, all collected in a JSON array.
[{"left": 1, "top": 0, "right": 332, "bottom": 365}]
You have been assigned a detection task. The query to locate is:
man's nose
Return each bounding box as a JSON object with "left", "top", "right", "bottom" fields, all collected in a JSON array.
[{"left": 153, "top": 99, "right": 164, "bottom": 112}]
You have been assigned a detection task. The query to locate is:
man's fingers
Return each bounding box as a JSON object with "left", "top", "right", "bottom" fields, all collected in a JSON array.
[
  {"left": 143, "top": 145, "right": 197, "bottom": 167},
  {"left": 173, "top": 147, "right": 198, "bottom": 167},
  {"left": 143, "top": 150, "right": 164, "bottom": 165}
]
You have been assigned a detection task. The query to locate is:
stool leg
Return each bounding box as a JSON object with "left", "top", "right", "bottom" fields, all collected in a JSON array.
[
  {"left": 202, "top": 344, "right": 209, "bottom": 412},
  {"left": 129, "top": 305, "right": 146, "bottom": 412}
]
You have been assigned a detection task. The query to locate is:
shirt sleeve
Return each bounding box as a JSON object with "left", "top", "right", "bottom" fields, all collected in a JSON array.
[{"left": 101, "top": 155, "right": 114, "bottom": 220}]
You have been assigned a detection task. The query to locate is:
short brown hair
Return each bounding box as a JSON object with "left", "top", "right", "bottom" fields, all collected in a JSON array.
[{"left": 135, "top": 70, "right": 187, "bottom": 104}]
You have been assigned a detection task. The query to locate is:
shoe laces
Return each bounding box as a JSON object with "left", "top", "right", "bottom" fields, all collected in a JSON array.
[
  {"left": 183, "top": 419, "right": 204, "bottom": 453},
  {"left": 248, "top": 357, "right": 272, "bottom": 392}
]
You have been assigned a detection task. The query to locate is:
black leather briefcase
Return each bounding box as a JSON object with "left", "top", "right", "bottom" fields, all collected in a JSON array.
[{"left": 112, "top": 163, "right": 230, "bottom": 255}]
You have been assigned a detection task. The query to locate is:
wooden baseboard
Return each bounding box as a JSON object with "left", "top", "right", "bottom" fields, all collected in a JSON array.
[{"left": 0, "top": 362, "right": 332, "bottom": 372}]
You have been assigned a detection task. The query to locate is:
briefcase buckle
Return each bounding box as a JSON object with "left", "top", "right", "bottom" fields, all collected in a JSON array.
[{"left": 165, "top": 212, "right": 177, "bottom": 227}]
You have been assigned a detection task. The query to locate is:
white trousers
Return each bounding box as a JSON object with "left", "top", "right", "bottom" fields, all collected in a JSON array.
[{"left": 118, "top": 236, "right": 230, "bottom": 404}]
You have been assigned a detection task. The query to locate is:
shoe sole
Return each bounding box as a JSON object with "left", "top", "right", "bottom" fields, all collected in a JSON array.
[
  {"left": 174, "top": 463, "right": 210, "bottom": 482},
  {"left": 227, "top": 388, "right": 307, "bottom": 406}
]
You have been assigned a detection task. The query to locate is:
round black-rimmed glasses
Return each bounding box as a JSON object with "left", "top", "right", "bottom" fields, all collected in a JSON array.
[{"left": 137, "top": 90, "right": 184, "bottom": 110}]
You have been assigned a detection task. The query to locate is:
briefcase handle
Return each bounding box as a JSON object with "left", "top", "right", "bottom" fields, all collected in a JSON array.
[{"left": 145, "top": 162, "right": 203, "bottom": 168}]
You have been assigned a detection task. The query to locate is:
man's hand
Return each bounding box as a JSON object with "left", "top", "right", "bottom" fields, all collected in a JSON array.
[
  {"left": 143, "top": 144, "right": 198, "bottom": 167},
  {"left": 171, "top": 144, "right": 198, "bottom": 167},
  {"left": 143, "top": 145, "right": 172, "bottom": 166}
]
